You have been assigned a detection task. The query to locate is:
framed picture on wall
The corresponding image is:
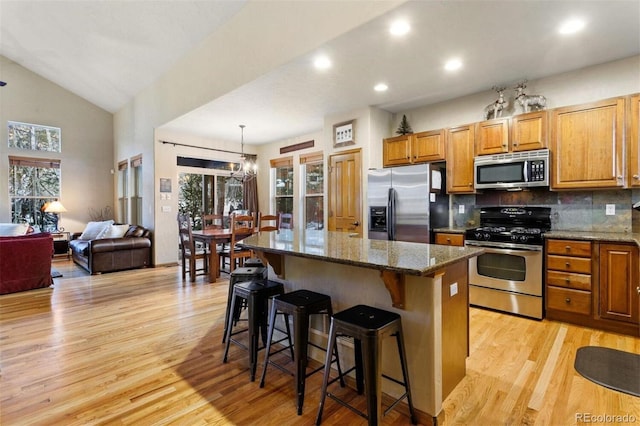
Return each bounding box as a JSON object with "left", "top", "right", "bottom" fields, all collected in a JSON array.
[
  {"left": 333, "top": 119, "right": 356, "bottom": 147},
  {"left": 159, "top": 178, "right": 172, "bottom": 193}
]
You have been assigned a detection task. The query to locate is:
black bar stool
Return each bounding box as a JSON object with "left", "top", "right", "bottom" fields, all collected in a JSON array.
[
  {"left": 315, "top": 304, "right": 417, "bottom": 426},
  {"left": 222, "top": 279, "right": 291, "bottom": 381},
  {"left": 244, "top": 258, "right": 265, "bottom": 268},
  {"left": 259, "top": 289, "right": 345, "bottom": 415},
  {"left": 222, "top": 266, "right": 267, "bottom": 343}
]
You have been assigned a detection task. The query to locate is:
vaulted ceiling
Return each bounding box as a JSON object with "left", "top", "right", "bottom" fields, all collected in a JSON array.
[{"left": 1, "top": 0, "right": 639, "bottom": 144}]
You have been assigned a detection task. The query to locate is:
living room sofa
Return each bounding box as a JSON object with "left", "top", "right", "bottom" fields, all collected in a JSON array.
[
  {"left": 69, "top": 225, "right": 152, "bottom": 275},
  {"left": 0, "top": 232, "right": 53, "bottom": 294}
]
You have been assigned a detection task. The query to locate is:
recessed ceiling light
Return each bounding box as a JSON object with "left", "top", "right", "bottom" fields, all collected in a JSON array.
[
  {"left": 374, "top": 83, "right": 388, "bottom": 92},
  {"left": 314, "top": 55, "right": 332, "bottom": 70},
  {"left": 558, "top": 18, "right": 586, "bottom": 35},
  {"left": 444, "top": 58, "right": 462, "bottom": 71},
  {"left": 389, "top": 20, "right": 410, "bottom": 36}
]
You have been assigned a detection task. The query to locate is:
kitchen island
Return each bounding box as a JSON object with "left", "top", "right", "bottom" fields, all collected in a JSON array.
[{"left": 239, "top": 230, "right": 483, "bottom": 423}]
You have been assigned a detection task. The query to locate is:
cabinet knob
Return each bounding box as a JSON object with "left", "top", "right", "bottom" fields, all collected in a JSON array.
[
  {"left": 468, "top": 183, "right": 473, "bottom": 186},
  {"left": 565, "top": 298, "right": 571, "bottom": 304},
  {"left": 513, "top": 142, "right": 519, "bottom": 146},
  {"left": 565, "top": 262, "right": 571, "bottom": 267},
  {"left": 502, "top": 144, "right": 507, "bottom": 148},
  {"left": 633, "top": 174, "right": 639, "bottom": 180},
  {"left": 565, "top": 245, "right": 571, "bottom": 251},
  {"left": 565, "top": 278, "right": 570, "bottom": 283}
]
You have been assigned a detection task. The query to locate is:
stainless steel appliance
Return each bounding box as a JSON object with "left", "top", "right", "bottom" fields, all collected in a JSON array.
[
  {"left": 474, "top": 148, "right": 549, "bottom": 190},
  {"left": 368, "top": 164, "right": 449, "bottom": 243},
  {"left": 465, "top": 206, "right": 551, "bottom": 319}
]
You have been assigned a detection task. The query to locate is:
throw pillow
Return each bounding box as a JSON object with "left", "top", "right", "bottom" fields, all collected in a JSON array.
[
  {"left": 79, "top": 220, "right": 114, "bottom": 240},
  {"left": 0, "top": 223, "right": 30, "bottom": 236},
  {"left": 100, "top": 224, "right": 130, "bottom": 239}
]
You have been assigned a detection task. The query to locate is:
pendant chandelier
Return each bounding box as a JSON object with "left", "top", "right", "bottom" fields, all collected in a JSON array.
[{"left": 230, "top": 124, "right": 257, "bottom": 182}]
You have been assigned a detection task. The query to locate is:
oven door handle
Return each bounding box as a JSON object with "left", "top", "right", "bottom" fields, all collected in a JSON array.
[{"left": 465, "top": 240, "right": 543, "bottom": 251}]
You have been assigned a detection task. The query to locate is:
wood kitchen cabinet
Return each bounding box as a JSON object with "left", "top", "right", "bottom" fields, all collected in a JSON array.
[
  {"left": 434, "top": 232, "right": 464, "bottom": 246},
  {"left": 382, "top": 129, "right": 446, "bottom": 167},
  {"left": 546, "top": 238, "right": 639, "bottom": 336},
  {"left": 546, "top": 239, "right": 593, "bottom": 317},
  {"left": 475, "top": 118, "right": 509, "bottom": 156},
  {"left": 550, "top": 97, "right": 625, "bottom": 189},
  {"left": 446, "top": 124, "right": 475, "bottom": 193},
  {"left": 629, "top": 94, "right": 640, "bottom": 187},
  {"left": 510, "top": 110, "right": 548, "bottom": 152},
  {"left": 598, "top": 243, "right": 639, "bottom": 325},
  {"left": 475, "top": 112, "right": 547, "bottom": 156}
]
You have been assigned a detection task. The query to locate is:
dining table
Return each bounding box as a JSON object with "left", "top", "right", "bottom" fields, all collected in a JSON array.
[{"left": 191, "top": 228, "right": 254, "bottom": 282}]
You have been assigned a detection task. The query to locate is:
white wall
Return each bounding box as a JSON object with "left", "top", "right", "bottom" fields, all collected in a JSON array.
[{"left": 0, "top": 56, "right": 114, "bottom": 232}]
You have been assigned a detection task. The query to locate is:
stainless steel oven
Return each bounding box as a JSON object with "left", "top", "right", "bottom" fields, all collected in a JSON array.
[
  {"left": 464, "top": 207, "right": 551, "bottom": 320},
  {"left": 466, "top": 241, "right": 543, "bottom": 319}
]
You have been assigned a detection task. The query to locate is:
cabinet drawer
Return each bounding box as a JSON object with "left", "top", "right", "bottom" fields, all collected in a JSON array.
[
  {"left": 547, "top": 255, "right": 592, "bottom": 274},
  {"left": 434, "top": 233, "right": 464, "bottom": 246},
  {"left": 546, "top": 270, "right": 591, "bottom": 291},
  {"left": 546, "top": 240, "right": 592, "bottom": 257},
  {"left": 547, "top": 286, "right": 591, "bottom": 315}
]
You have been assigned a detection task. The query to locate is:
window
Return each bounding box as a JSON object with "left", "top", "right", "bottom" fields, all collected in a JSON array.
[
  {"left": 301, "top": 152, "right": 324, "bottom": 230},
  {"left": 131, "top": 155, "right": 143, "bottom": 226},
  {"left": 178, "top": 173, "right": 239, "bottom": 230},
  {"left": 271, "top": 157, "right": 293, "bottom": 217},
  {"left": 8, "top": 121, "right": 61, "bottom": 152},
  {"left": 117, "top": 160, "right": 128, "bottom": 223},
  {"left": 9, "top": 156, "right": 61, "bottom": 230}
]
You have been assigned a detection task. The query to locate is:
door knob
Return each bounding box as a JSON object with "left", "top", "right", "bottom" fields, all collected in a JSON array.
[{"left": 352, "top": 221, "right": 360, "bottom": 226}]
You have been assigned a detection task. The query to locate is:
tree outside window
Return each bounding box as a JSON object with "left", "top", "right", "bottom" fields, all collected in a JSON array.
[
  {"left": 272, "top": 157, "right": 294, "bottom": 218},
  {"left": 301, "top": 153, "right": 324, "bottom": 230},
  {"left": 9, "top": 157, "right": 61, "bottom": 230},
  {"left": 8, "top": 121, "right": 61, "bottom": 152}
]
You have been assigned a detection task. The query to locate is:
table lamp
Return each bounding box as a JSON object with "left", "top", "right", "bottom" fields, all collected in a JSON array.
[{"left": 45, "top": 200, "right": 67, "bottom": 232}]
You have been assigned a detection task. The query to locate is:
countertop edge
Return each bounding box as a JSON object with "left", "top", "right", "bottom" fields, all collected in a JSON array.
[
  {"left": 240, "top": 242, "right": 483, "bottom": 276},
  {"left": 544, "top": 231, "right": 640, "bottom": 248}
]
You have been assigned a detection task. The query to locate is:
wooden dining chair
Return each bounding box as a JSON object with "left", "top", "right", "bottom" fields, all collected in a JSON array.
[
  {"left": 203, "top": 214, "right": 223, "bottom": 229},
  {"left": 177, "top": 213, "right": 209, "bottom": 281},
  {"left": 258, "top": 212, "right": 280, "bottom": 232},
  {"left": 280, "top": 213, "right": 293, "bottom": 230},
  {"left": 219, "top": 213, "right": 255, "bottom": 274}
]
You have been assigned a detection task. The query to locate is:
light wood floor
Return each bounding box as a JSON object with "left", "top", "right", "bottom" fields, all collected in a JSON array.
[{"left": 1, "top": 260, "right": 638, "bottom": 425}]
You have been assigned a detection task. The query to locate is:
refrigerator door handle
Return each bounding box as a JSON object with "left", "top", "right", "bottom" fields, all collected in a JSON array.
[{"left": 388, "top": 188, "right": 396, "bottom": 240}]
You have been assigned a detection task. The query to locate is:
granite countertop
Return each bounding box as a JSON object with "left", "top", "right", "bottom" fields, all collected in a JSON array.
[
  {"left": 544, "top": 231, "right": 640, "bottom": 248},
  {"left": 239, "top": 229, "right": 483, "bottom": 276},
  {"left": 433, "top": 227, "right": 470, "bottom": 234}
]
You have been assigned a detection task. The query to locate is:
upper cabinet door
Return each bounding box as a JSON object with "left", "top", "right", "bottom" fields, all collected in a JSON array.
[
  {"left": 629, "top": 94, "right": 640, "bottom": 187},
  {"left": 383, "top": 134, "right": 411, "bottom": 167},
  {"left": 413, "top": 129, "right": 446, "bottom": 163},
  {"left": 511, "top": 111, "right": 548, "bottom": 152},
  {"left": 475, "top": 118, "right": 509, "bottom": 156},
  {"left": 551, "top": 97, "right": 625, "bottom": 189},
  {"left": 446, "top": 124, "right": 475, "bottom": 193}
]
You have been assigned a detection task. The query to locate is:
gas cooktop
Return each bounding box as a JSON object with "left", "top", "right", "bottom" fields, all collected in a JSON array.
[{"left": 465, "top": 207, "right": 551, "bottom": 246}]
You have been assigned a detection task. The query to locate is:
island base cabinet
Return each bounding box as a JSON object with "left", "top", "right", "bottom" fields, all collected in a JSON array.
[{"left": 272, "top": 255, "right": 470, "bottom": 423}]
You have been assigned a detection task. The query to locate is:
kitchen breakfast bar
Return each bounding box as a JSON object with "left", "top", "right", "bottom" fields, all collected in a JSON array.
[{"left": 239, "top": 230, "right": 483, "bottom": 423}]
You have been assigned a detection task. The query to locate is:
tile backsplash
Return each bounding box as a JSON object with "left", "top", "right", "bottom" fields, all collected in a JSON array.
[{"left": 452, "top": 188, "right": 640, "bottom": 233}]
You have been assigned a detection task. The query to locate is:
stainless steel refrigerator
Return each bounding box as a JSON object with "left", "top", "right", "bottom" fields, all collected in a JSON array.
[{"left": 368, "top": 163, "right": 449, "bottom": 243}]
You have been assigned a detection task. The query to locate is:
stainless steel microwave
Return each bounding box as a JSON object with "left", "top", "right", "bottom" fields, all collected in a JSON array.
[{"left": 474, "top": 149, "right": 549, "bottom": 190}]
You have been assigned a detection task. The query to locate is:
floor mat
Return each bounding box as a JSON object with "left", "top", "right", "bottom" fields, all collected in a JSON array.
[{"left": 574, "top": 346, "right": 640, "bottom": 397}]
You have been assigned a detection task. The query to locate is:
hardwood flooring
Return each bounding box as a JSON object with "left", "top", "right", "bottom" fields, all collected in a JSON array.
[{"left": 1, "top": 260, "right": 638, "bottom": 425}]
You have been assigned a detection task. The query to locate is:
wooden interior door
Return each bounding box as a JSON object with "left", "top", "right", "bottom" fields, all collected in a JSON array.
[{"left": 328, "top": 149, "right": 362, "bottom": 235}]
